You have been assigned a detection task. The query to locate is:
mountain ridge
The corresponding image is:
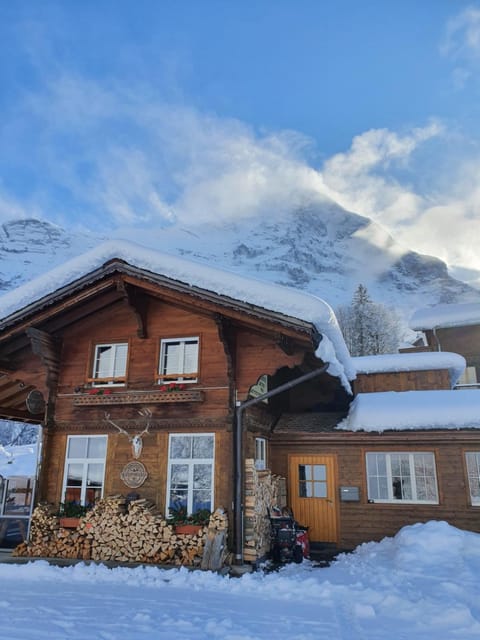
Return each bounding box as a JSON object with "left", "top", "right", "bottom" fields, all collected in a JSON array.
[{"left": 0, "top": 204, "right": 478, "bottom": 333}]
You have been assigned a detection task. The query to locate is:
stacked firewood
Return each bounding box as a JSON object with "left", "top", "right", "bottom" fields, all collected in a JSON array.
[
  {"left": 243, "top": 459, "right": 287, "bottom": 563},
  {"left": 13, "top": 503, "right": 91, "bottom": 560},
  {"left": 14, "top": 497, "right": 228, "bottom": 568}
]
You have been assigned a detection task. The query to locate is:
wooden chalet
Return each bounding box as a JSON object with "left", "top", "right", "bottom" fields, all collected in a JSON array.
[
  {"left": 1, "top": 243, "right": 480, "bottom": 566},
  {"left": 0, "top": 242, "right": 353, "bottom": 564},
  {"left": 409, "top": 302, "right": 480, "bottom": 389}
]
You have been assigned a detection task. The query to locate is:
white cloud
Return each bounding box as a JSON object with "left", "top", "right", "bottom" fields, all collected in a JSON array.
[
  {"left": 320, "top": 124, "right": 442, "bottom": 226},
  {"left": 1, "top": 69, "right": 480, "bottom": 286},
  {"left": 319, "top": 123, "right": 480, "bottom": 284},
  {"left": 442, "top": 6, "right": 480, "bottom": 59},
  {"left": 0, "top": 189, "right": 41, "bottom": 222}
]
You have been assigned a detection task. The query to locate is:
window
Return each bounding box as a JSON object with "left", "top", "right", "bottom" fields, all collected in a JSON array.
[
  {"left": 91, "top": 343, "right": 128, "bottom": 386},
  {"left": 167, "top": 434, "right": 214, "bottom": 515},
  {"left": 0, "top": 476, "right": 35, "bottom": 550},
  {"left": 158, "top": 337, "right": 199, "bottom": 384},
  {"left": 298, "top": 464, "right": 328, "bottom": 498},
  {"left": 62, "top": 436, "right": 107, "bottom": 506},
  {"left": 255, "top": 437, "right": 267, "bottom": 470},
  {"left": 466, "top": 453, "right": 480, "bottom": 506},
  {"left": 366, "top": 452, "right": 438, "bottom": 504}
]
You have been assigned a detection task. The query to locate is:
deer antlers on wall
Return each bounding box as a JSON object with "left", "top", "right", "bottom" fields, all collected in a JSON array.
[{"left": 104, "top": 408, "right": 152, "bottom": 459}]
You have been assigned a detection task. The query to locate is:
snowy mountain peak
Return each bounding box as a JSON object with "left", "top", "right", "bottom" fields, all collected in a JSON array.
[{"left": 0, "top": 203, "right": 479, "bottom": 326}]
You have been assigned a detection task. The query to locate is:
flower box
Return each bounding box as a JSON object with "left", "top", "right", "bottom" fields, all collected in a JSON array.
[
  {"left": 59, "top": 517, "right": 80, "bottom": 529},
  {"left": 73, "top": 390, "right": 204, "bottom": 406},
  {"left": 174, "top": 524, "right": 203, "bottom": 535}
]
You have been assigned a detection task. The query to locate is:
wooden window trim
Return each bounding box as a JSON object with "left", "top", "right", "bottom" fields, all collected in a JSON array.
[
  {"left": 365, "top": 451, "right": 439, "bottom": 505},
  {"left": 87, "top": 339, "right": 130, "bottom": 387},
  {"left": 464, "top": 451, "right": 480, "bottom": 507},
  {"left": 157, "top": 336, "right": 200, "bottom": 385},
  {"left": 62, "top": 435, "right": 108, "bottom": 507},
  {"left": 166, "top": 433, "right": 215, "bottom": 516}
]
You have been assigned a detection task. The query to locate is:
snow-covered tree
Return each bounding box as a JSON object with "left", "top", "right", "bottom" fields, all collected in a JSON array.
[
  {"left": 0, "top": 420, "right": 38, "bottom": 446},
  {"left": 337, "top": 284, "right": 402, "bottom": 356}
]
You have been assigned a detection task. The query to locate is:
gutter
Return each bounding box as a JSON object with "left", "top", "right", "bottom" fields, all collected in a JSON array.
[{"left": 233, "top": 361, "right": 329, "bottom": 564}]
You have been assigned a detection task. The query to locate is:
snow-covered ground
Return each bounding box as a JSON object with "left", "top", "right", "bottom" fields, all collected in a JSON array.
[{"left": 0, "top": 520, "right": 479, "bottom": 639}]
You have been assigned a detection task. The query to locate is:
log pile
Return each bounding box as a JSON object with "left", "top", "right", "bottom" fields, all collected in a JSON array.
[
  {"left": 14, "top": 497, "right": 228, "bottom": 568},
  {"left": 243, "top": 459, "right": 287, "bottom": 563}
]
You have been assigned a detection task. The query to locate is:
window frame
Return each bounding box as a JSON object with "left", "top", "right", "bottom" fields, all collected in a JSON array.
[
  {"left": 465, "top": 452, "right": 480, "bottom": 506},
  {"left": 62, "top": 435, "right": 108, "bottom": 507},
  {"left": 365, "top": 451, "right": 439, "bottom": 505},
  {"left": 157, "top": 336, "right": 200, "bottom": 385},
  {"left": 166, "top": 433, "right": 214, "bottom": 516},
  {"left": 254, "top": 437, "right": 267, "bottom": 470},
  {"left": 88, "top": 341, "right": 129, "bottom": 387}
]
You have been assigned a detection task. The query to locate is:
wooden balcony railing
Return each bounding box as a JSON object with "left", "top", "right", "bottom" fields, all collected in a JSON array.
[{"left": 72, "top": 390, "right": 204, "bottom": 406}]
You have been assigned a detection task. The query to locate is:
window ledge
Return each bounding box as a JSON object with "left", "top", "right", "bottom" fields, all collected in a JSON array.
[{"left": 73, "top": 390, "right": 204, "bottom": 406}]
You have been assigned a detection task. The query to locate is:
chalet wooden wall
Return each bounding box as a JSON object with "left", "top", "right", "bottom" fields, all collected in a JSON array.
[
  {"left": 270, "top": 431, "right": 480, "bottom": 549},
  {"left": 234, "top": 328, "right": 305, "bottom": 399},
  {"left": 353, "top": 369, "right": 451, "bottom": 394},
  {"left": 425, "top": 326, "right": 480, "bottom": 370},
  {"left": 41, "top": 291, "right": 305, "bottom": 517},
  {"left": 55, "top": 297, "right": 231, "bottom": 424},
  {"left": 39, "top": 428, "right": 233, "bottom": 516}
]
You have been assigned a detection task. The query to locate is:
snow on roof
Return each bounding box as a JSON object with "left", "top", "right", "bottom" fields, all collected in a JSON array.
[
  {"left": 337, "top": 389, "right": 480, "bottom": 432},
  {"left": 410, "top": 302, "right": 480, "bottom": 330},
  {"left": 0, "top": 443, "right": 38, "bottom": 478},
  {"left": 352, "top": 351, "right": 466, "bottom": 387},
  {"left": 0, "top": 239, "right": 355, "bottom": 389}
]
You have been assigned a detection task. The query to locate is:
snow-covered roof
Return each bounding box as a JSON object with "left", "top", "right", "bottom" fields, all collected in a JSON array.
[
  {"left": 337, "top": 389, "right": 480, "bottom": 432},
  {"left": 0, "top": 443, "right": 38, "bottom": 478},
  {"left": 410, "top": 302, "right": 480, "bottom": 330},
  {"left": 0, "top": 240, "right": 355, "bottom": 389},
  {"left": 352, "top": 351, "right": 466, "bottom": 388}
]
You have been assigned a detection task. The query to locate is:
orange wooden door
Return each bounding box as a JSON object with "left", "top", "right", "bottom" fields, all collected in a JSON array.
[{"left": 288, "top": 455, "right": 338, "bottom": 542}]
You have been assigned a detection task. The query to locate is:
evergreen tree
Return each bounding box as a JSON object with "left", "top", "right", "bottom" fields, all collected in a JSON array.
[{"left": 337, "top": 284, "right": 401, "bottom": 356}]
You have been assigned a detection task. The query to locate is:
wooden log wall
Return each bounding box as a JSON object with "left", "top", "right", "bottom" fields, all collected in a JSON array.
[
  {"left": 14, "top": 497, "right": 229, "bottom": 567},
  {"left": 38, "top": 429, "right": 233, "bottom": 518},
  {"left": 270, "top": 432, "right": 480, "bottom": 549},
  {"left": 425, "top": 326, "right": 480, "bottom": 370},
  {"left": 353, "top": 369, "right": 451, "bottom": 394},
  {"left": 234, "top": 329, "right": 306, "bottom": 400},
  {"left": 243, "top": 458, "right": 287, "bottom": 563},
  {"left": 55, "top": 298, "right": 231, "bottom": 424}
]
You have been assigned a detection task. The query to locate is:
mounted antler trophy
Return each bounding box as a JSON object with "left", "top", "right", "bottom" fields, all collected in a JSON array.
[{"left": 104, "top": 408, "right": 152, "bottom": 459}]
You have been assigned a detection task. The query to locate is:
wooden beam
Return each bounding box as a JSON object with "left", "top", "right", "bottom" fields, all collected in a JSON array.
[
  {"left": 214, "top": 314, "right": 235, "bottom": 416},
  {"left": 0, "top": 279, "right": 116, "bottom": 342},
  {"left": 0, "top": 359, "right": 14, "bottom": 372},
  {"left": 26, "top": 327, "right": 61, "bottom": 389},
  {"left": 0, "top": 406, "right": 43, "bottom": 422},
  {"left": 120, "top": 274, "right": 316, "bottom": 345},
  {"left": 277, "top": 334, "right": 296, "bottom": 356},
  {"left": 115, "top": 278, "right": 148, "bottom": 338}
]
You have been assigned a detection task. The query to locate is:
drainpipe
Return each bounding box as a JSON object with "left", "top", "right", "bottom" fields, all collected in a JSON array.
[
  {"left": 432, "top": 327, "right": 442, "bottom": 352},
  {"left": 234, "top": 362, "right": 329, "bottom": 564}
]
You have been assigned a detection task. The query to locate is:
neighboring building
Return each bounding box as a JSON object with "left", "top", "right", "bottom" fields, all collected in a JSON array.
[
  {"left": 271, "top": 354, "right": 480, "bottom": 550},
  {"left": 1, "top": 242, "right": 480, "bottom": 564},
  {"left": 0, "top": 443, "right": 38, "bottom": 549},
  {"left": 409, "top": 302, "right": 480, "bottom": 388}
]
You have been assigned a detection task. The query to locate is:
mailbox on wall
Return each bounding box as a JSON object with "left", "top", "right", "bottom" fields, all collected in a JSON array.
[{"left": 339, "top": 486, "right": 360, "bottom": 502}]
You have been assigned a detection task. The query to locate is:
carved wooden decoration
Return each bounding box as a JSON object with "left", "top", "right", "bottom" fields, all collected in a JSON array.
[{"left": 120, "top": 461, "right": 148, "bottom": 488}]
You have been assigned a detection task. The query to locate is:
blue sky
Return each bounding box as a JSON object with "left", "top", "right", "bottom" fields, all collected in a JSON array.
[{"left": 1, "top": 1, "right": 480, "bottom": 281}]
